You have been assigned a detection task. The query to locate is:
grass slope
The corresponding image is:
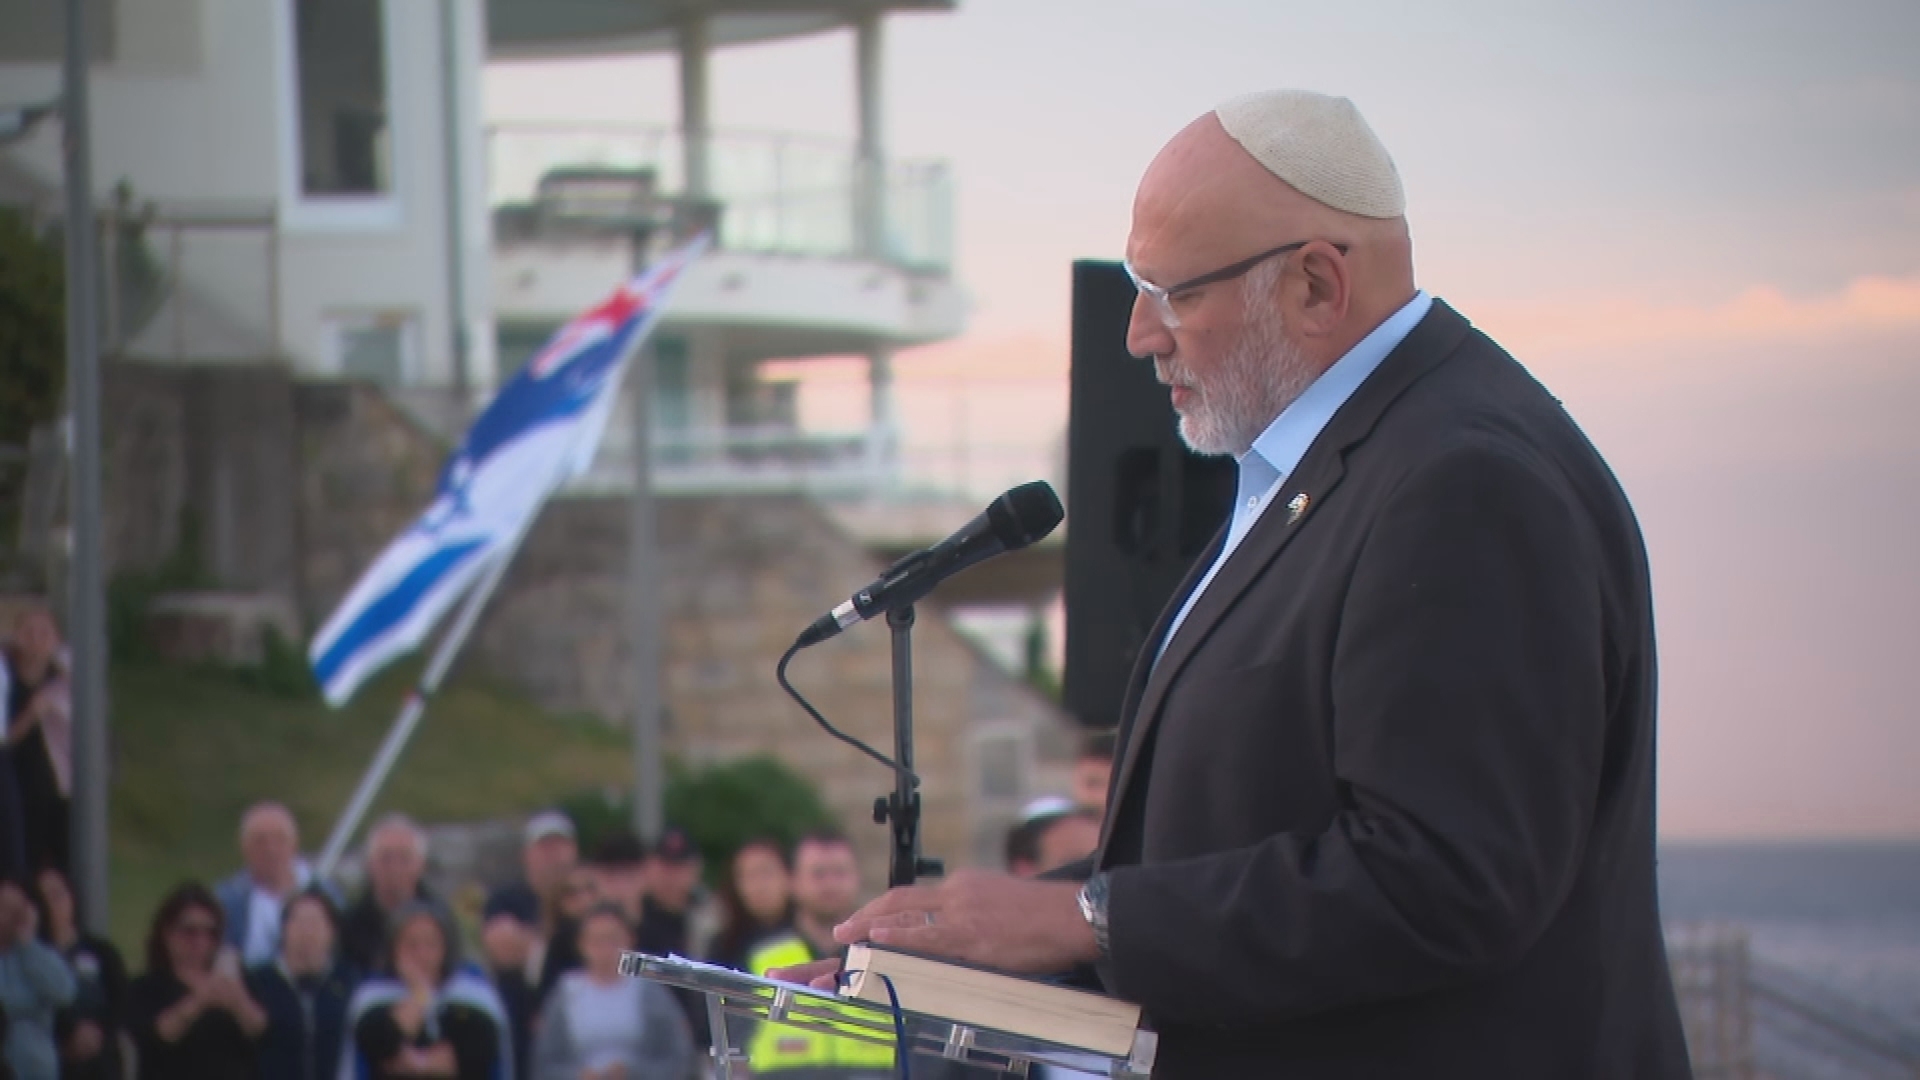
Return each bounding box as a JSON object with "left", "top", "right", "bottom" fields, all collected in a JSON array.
[{"left": 107, "top": 660, "right": 631, "bottom": 955}]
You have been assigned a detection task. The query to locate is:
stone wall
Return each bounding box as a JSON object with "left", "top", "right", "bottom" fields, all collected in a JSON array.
[
  {"left": 102, "top": 362, "right": 191, "bottom": 577},
  {"left": 100, "top": 360, "right": 445, "bottom": 627},
  {"left": 468, "top": 494, "right": 1075, "bottom": 883},
  {"left": 291, "top": 381, "right": 447, "bottom": 622}
]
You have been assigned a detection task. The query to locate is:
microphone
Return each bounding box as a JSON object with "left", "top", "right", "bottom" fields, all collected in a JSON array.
[{"left": 794, "top": 481, "right": 1064, "bottom": 648}]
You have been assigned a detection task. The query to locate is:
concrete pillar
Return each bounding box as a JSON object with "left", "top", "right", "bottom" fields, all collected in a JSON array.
[
  {"left": 867, "top": 346, "right": 898, "bottom": 487},
  {"left": 854, "top": 11, "right": 886, "bottom": 260},
  {"left": 678, "top": 16, "right": 711, "bottom": 199}
]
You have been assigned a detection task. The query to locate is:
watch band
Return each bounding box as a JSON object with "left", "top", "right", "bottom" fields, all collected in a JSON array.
[{"left": 1076, "top": 872, "right": 1112, "bottom": 958}]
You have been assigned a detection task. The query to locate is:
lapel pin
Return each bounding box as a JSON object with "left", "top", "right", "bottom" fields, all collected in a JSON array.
[{"left": 1286, "top": 493, "right": 1310, "bottom": 524}]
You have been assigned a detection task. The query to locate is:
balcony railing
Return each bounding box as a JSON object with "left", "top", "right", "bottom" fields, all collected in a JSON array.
[
  {"left": 7, "top": 190, "right": 281, "bottom": 364},
  {"left": 568, "top": 424, "right": 1053, "bottom": 501},
  {"left": 486, "top": 123, "right": 954, "bottom": 274}
]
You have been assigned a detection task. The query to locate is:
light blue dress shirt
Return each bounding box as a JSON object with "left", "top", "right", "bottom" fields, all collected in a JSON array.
[{"left": 1154, "top": 291, "right": 1434, "bottom": 668}]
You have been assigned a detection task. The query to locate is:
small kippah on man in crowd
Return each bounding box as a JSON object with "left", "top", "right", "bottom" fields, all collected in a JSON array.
[{"left": 775, "top": 88, "right": 1694, "bottom": 1079}]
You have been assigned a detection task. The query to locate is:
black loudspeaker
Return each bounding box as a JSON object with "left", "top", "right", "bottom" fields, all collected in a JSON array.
[{"left": 1063, "top": 260, "right": 1236, "bottom": 730}]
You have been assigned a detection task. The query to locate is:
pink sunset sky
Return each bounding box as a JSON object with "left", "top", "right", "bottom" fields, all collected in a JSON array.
[{"left": 487, "top": 0, "right": 1920, "bottom": 840}]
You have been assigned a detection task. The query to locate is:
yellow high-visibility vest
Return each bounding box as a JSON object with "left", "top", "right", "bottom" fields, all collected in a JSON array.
[{"left": 745, "top": 934, "right": 897, "bottom": 1072}]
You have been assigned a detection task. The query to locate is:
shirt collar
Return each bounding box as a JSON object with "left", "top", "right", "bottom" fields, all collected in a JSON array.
[{"left": 1242, "top": 290, "right": 1434, "bottom": 481}]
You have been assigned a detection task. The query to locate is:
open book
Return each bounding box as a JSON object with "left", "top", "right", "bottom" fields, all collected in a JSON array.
[{"left": 839, "top": 944, "right": 1143, "bottom": 1059}]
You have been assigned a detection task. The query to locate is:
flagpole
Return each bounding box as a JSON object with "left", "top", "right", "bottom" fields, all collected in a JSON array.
[{"left": 314, "top": 517, "right": 531, "bottom": 879}]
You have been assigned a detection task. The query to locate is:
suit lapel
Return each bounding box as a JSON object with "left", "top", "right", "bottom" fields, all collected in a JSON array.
[{"left": 1097, "top": 300, "right": 1474, "bottom": 862}]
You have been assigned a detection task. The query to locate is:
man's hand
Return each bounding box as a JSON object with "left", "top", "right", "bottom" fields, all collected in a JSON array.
[
  {"left": 834, "top": 870, "right": 1099, "bottom": 974},
  {"left": 203, "top": 972, "right": 247, "bottom": 1012},
  {"left": 391, "top": 995, "right": 428, "bottom": 1038},
  {"left": 412, "top": 1042, "right": 457, "bottom": 1077}
]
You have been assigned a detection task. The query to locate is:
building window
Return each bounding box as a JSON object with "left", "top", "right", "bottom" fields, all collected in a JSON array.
[
  {"left": 294, "top": 0, "right": 390, "bottom": 195},
  {"left": 328, "top": 311, "right": 418, "bottom": 385},
  {"left": 653, "top": 336, "right": 691, "bottom": 433},
  {"left": 276, "top": 0, "right": 402, "bottom": 229}
]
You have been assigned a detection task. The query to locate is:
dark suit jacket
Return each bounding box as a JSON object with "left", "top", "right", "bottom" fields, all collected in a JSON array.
[{"left": 1083, "top": 300, "right": 1692, "bottom": 1078}]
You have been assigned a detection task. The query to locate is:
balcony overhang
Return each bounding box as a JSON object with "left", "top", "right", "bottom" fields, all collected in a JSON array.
[
  {"left": 494, "top": 246, "right": 968, "bottom": 358},
  {"left": 487, "top": 0, "right": 958, "bottom": 61}
]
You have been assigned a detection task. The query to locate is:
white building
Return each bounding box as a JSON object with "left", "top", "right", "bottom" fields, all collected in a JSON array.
[{"left": 0, "top": 0, "right": 966, "bottom": 492}]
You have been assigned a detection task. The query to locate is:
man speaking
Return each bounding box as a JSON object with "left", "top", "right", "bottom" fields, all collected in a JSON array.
[{"left": 779, "top": 89, "right": 1693, "bottom": 1077}]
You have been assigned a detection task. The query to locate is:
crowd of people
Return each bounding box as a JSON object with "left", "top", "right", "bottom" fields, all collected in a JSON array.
[{"left": 0, "top": 601, "right": 1115, "bottom": 1079}]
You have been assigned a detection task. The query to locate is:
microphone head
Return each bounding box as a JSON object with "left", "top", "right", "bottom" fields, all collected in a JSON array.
[{"left": 986, "top": 481, "right": 1065, "bottom": 550}]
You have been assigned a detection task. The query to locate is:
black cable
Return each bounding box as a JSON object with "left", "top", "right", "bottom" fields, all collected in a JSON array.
[
  {"left": 878, "top": 973, "right": 912, "bottom": 1080},
  {"left": 777, "top": 640, "right": 920, "bottom": 786}
]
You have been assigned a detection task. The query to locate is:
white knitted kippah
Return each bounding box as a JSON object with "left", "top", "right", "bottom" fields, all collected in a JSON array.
[{"left": 1213, "top": 89, "right": 1405, "bottom": 219}]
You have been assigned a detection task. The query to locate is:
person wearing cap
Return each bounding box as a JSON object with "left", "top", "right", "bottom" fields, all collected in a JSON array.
[
  {"left": 484, "top": 811, "right": 578, "bottom": 933},
  {"left": 634, "top": 827, "right": 710, "bottom": 962},
  {"left": 1003, "top": 798, "right": 1099, "bottom": 880},
  {"left": 783, "top": 89, "right": 1690, "bottom": 1077},
  {"left": 479, "top": 813, "right": 577, "bottom": 1027}
]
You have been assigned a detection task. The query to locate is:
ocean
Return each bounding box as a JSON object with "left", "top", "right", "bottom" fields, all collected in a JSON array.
[{"left": 1659, "top": 841, "right": 1920, "bottom": 1024}]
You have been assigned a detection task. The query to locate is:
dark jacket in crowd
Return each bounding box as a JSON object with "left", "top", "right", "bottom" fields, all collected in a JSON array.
[
  {"left": 50, "top": 932, "right": 127, "bottom": 1080},
  {"left": 339, "top": 886, "right": 449, "bottom": 977},
  {"left": 491, "top": 968, "right": 536, "bottom": 1080},
  {"left": 125, "top": 971, "right": 256, "bottom": 1080},
  {"left": 352, "top": 998, "right": 501, "bottom": 1080},
  {"left": 635, "top": 898, "right": 710, "bottom": 1051},
  {"left": 245, "top": 961, "right": 356, "bottom": 1080}
]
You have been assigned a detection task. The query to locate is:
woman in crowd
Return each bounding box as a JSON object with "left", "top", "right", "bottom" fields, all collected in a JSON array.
[
  {"left": 247, "top": 887, "right": 355, "bottom": 1080},
  {"left": 125, "top": 882, "right": 265, "bottom": 1080},
  {"left": 4, "top": 607, "right": 71, "bottom": 877},
  {"left": 0, "top": 878, "right": 74, "bottom": 1079},
  {"left": 34, "top": 866, "right": 125, "bottom": 1080},
  {"left": 708, "top": 838, "right": 792, "bottom": 973},
  {"left": 344, "top": 902, "right": 509, "bottom": 1079},
  {"left": 531, "top": 904, "right": 692, "bottom": 1080}
]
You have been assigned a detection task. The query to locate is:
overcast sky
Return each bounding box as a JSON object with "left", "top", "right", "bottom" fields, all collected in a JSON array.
[{"left": 487, "top": 0, "right": 1920, "bottom": 840}]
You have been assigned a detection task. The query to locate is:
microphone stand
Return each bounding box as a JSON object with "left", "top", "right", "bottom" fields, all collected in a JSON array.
[{"left": 875, "top": 604, "right": 943, "bottom": 887}]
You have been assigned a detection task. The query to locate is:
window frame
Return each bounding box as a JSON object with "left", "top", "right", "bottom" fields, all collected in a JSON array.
[{"left": 272, "top": 0, "right": 406, "bottom": 232}]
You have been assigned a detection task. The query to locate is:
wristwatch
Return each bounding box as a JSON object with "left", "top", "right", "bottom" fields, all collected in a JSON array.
[{"left": 1076, "top": 872, "right": 1112, "bottom": 959}]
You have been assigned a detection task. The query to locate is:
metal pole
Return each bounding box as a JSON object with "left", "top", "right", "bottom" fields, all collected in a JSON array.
[
  {"left": 61, "top": 0, "right": 111, "bottom": 933},
  {"left": 438, "top": 0, "right": 471, "bottom": 421},
  {"left": 315, "top": 529, "right": 524, "bottom": 878},
  {"left": 853, "top": 11, "right": 885, "bottom": 260},
  {"left": 884, "top": 604, "right": 931, "bottom": 888},
  {"left": 629, "top": 328, "right": 665, "bottom": 844},
  {"left": 677, "top": 16, "right": 710, "bottom": 199}
]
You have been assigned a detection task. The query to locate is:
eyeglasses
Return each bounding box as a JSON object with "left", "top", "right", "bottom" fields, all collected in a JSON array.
[{"left": 1124, "top": 239, "right": 1349, "bottom": 330}]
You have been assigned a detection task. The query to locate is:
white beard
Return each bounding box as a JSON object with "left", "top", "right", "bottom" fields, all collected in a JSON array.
[{"left": 1162, "top": 284, "right": 1316, "bottom": 458}]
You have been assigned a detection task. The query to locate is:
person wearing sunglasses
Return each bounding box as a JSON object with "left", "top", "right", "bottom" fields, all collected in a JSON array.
[
  {"left": 787, "top": 88, "right": 1688, "bottom": 1079},
  {"left": 127, "top": 882, "right": 266, "bottom": 1080}
]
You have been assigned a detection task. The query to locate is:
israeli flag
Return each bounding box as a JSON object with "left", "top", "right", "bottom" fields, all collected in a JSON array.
[{"left": 309, "top": 234, "right": 709, "bottom": 707}]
